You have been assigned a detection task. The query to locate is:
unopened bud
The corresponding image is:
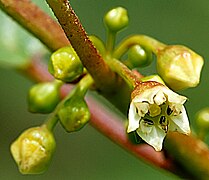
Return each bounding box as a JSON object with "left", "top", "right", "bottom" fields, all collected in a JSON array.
[
  {"left": 157, "top": 45, "right": 204, "bottom": 91},
  {"left": 28, "top": 81, "right": 61, "bottom": 114},
  {"left": 141, "top": 74, "right": 165, "bottom": 85},
  {"left": 104, "top": 7, "right": 129, "bottom": 32},
  {"left": 196, "top": 108, "right": 209, "bottom": 139},
  {"left": 128, "top": 45, "right": 153, "bottom": 68},
  {"left": 49, "top": 46, "right": 83, "bottom": 82},
  {"left": 58, "top": 96, "right": 90, "bottom": 132},
  {"left": 10, "top": 126, "right": 56, "bottom": 174}
]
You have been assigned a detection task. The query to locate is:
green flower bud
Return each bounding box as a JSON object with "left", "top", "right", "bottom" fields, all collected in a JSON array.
[
  {"left": 49, "top": 46, "right": 83, "bottom": 82},
  {"left": 58, "top": 96, "right": 90, "bottom": 132},
  {"left": 141, "top": 74, "right": 165, "bottom": 85},
  {"left": 128, "top": 45, "right": 153, "bottom": 68},
  {"left": 10, "top": 125, "right": 56, "bottom": 174},
  {"left": 89, "top": 35, "right": 106, "bottom": 57},
  {"left": 157, "top": 45, "right": 204, "bottom": 91},
  {"left": 196, "top": 108, "right": 209, "bottom": 139},
  {"left": 104, "top": 7, "right": 129, "bottom": 32},
  {"left": 28, "top": 81, "right": 61, "bottom": 114}
]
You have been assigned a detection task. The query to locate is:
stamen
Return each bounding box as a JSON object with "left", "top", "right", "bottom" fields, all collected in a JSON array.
[
  {"left": 159, "top": 116, "right": 168, "bottom": 133},
  {"left": 166, "top": 106, "right": 173, "bottom": 115},
  {"left": 143, "top": 118, "right": 154, "bottom": 125},
  {"left": 160, "top": 116, "right": 166, "bottom": 124}
]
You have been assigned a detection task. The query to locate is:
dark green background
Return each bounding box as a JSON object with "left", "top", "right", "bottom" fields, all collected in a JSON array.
[{"left": 0, "top": 0, "right": 209, "bottom": 179}]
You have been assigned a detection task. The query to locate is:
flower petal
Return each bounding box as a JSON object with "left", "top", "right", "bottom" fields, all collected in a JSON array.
[
  {"left": 137, "top": 123, "right": 166, "bottom": 151},
  {"left": 169, "top": 106, "right": 190, "bottom": 134},
  {"left": 127, "top": 102, "right": 141, "bottom": 133}
]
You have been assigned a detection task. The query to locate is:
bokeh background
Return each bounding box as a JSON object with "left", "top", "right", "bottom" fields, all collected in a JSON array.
[{"left": 0, "top": 0, "right": 209, "bottom": 179}]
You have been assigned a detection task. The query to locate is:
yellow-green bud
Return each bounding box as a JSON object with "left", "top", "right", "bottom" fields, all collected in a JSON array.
[
  {"left": 89, "top": 35, "right": 106, "bottom": 57},
  {"left": 58, "top": 96, "right": 90, "bottom": 132},
  {"left": 141, "top": 74, "right": 165, "bottom": 85},
  {"left": 196, "top": 108, "right": 209, "bottom": 139},
  {"left": 28, "top": 81, "right": 60, "bottom": 114},
  {"left": 128, "top": 45, "right": 153, "bottom": 68},
  {"left": 157, "top": 45, "right": 204, "bottom": 91},
  {"left": 104, "top": 7, "right": 129, "bottom": 32},
  {"left": 49, "top": 46, "right": 83, "bottom": 82},
  {"left": 10, "top": 126, "right": 56, "bottom": 174}
]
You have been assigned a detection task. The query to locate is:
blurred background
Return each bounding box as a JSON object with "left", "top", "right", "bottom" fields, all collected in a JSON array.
[{"left": 0, "top": 0, "right": 209, "bottom": 179}]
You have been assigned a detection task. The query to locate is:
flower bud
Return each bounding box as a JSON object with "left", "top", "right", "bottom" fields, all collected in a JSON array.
[
  {"left": 58, "top": 96, "right": 90, "bottom": 132},
  {"left": 28, "top": 81, "right": 60, "bottom": 114},
  {"left": 141, "top": 74, "right": 165, "bottom": 85},
  {"left": 10, "top": 126, "right": 56, "bottom": 174},
  {"left": 48, "top": 46, "right": 83, "bottom": 82},
  {"left": 89, "top": 35, "right": 106, "bottom": 57},
  {"left": 157, "top": 45, "right": 204, "bottom": 91},
  {"left": 104, "top": 7, "right": 129, "bottom": 32},
  {"left": 128, "top": 45, "right": 153, "bottom": 68},
  {"left": 196, "top": 108, "right": 209, "bottom": 139}
]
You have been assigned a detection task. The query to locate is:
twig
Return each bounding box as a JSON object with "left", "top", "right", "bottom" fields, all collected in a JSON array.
[
  {"left": 0, "top": 0, "right": 69, "bottom": 51},
  {"left": 46, "top": 0, "right": 118, "bottom": 92}
]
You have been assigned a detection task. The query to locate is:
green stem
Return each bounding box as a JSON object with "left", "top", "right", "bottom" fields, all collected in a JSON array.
[
  {"left": 45, "top": 74, "right": 94, "bottom": 131},
  {"left": 113, "top": 35, "right": 166, "bottom": 59},
  {"left": 106, "top": 30, "right": 116, "bottom": 54},
  {"left": 107, "top": 58, "right": 140, "bottom": 89}
]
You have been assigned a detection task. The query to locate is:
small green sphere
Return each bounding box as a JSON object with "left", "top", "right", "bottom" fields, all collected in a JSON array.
[
  {"left": 28, "top": 82, "right": 60, "bottom": 114},
  {"left": 196, "top": 108, "right": 209, "bottom": 130},
  {"left": 104, "top": 7, "right": 129, "bottom": 32},
  {"left": 128, "top": 45, "right": 153, "bottom": 68}
]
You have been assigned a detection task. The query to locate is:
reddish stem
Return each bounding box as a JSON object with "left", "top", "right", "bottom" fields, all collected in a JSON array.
[{"left": 0, "top": 0, "right": 69, "bottom": 51}]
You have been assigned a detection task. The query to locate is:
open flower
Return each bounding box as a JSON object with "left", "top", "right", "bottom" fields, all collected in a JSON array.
[{"left": 127, "top": 81, "right": 190, "bottom": 151}]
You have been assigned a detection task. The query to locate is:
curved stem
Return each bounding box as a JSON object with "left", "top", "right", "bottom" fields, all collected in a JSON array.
[
  {"left": 113, "top": 35, "right": 166, "bottom": 59},
  {"left": 107, "top": 58, "right": 140, "bottom": 89},
  {"left": 45, "top": 74, "right": 94, "bottom": 131}
]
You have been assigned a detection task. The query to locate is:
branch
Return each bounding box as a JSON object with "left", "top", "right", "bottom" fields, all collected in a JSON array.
[
  {"left": 1, "top": 0, "right": 209, "bottom": 179},
  {"left": 0, "top": 0, "right": 69, "bottom": 51},
  {"left": 46, "top": 0, "right": 118, "bottom": 92}
]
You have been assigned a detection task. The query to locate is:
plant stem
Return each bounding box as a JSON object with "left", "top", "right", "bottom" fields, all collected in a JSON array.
[
  {"left": 106, "top": 30, "right": 116, "bottom": 54},
  {"left": 2, "top": 1, "right": 209, "bottom": 178},
  {"left": 113, "top": 35, "right": 166, "bottom": 59},
  {"left": 46, "top": 0, "right": 117, "bottom": 92},
  {"left": 0, "top": 0, "right": 69, "bottom": 51},
  {"left": 107, "top": 58, "right": 140, "bottom": 89},
  {"left": 165, "top": 132, "right": 209, "bottom": 179},
  {"left": 45, "top": 74, "right": 94, "bottom": 131}
]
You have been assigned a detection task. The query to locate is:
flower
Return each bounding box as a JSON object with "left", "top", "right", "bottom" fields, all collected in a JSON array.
[
  {"left": 10, "top": 125, "right": 56, "bottom": 174},
  {"left": 127, "top": 81, "right": 190, "bottom": 151}
]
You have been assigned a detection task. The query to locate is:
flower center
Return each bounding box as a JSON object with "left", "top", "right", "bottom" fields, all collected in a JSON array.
[{"left": 140, "top": 103, "right": 174, "bottom": 133}]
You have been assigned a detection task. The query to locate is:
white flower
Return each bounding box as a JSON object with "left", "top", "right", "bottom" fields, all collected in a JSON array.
[{"left": 127, "top": 81, "right": 190, "bottom": 151}]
